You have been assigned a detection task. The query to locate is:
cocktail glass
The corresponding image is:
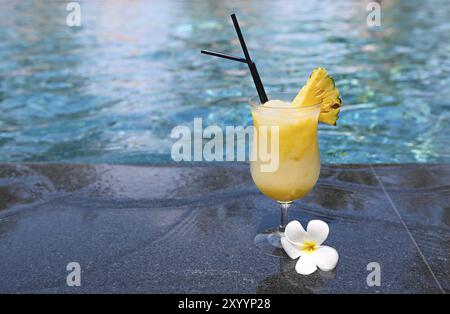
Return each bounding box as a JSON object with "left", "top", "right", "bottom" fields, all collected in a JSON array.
[{"left": 250, "top": 93, "right": 321, "bottom": 256}]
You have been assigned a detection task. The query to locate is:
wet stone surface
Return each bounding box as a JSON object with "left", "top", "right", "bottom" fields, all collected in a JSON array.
[{"left": 0, "top": 163, "right": 448, "bottom": 293}]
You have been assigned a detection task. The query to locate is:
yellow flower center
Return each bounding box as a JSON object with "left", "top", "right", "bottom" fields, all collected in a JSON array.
[{"left": 301, "top": 241, "right": 317, "bottom": 253}]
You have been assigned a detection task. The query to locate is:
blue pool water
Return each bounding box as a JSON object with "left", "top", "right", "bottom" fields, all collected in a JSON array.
[{"left": 0, "top": 0, "right": 449, "bottom": 164}]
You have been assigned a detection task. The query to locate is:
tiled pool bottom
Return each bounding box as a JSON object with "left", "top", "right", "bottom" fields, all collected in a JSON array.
[
  {"left": 0, "top": 163, "right": 448, "bottom": 293},
  {"left": 1, "top": 0, "right": 450, "bottom": 164}
]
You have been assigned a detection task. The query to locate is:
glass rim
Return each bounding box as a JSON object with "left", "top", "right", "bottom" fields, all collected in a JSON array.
[{"left": 248, "top": 93, "right": 321, "bottom": 110}]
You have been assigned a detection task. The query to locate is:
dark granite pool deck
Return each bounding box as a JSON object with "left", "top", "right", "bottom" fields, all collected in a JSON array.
[{"left": 0, "top": 163, "right": 448, "bottom": 293}]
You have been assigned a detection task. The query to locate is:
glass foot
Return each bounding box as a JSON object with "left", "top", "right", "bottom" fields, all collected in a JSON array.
[{"left": 254, "top": 228, "right": 287, "bottom": 257}]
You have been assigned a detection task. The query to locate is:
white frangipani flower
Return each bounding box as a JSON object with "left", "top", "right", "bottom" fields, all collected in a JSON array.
[{"left": 281, "top": 220, "right": 339, "bottom": 275}]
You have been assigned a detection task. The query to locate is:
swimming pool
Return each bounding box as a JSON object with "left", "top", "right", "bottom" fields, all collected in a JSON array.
[{"left": 0, "top": 0, "right": 449, "bottom": 163}]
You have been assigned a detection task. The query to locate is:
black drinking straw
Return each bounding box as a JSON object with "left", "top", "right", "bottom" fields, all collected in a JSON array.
[
  {"left": 201, "top": 14, "right": 268, "bottom": 104},
  {"left": 201, "top": 50, "right": 247, "bottom": 63}
]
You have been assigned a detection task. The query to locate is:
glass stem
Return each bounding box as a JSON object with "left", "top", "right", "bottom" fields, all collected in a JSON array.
[{"left": 278, "top": 201, "right": 292, "bottom": 233}]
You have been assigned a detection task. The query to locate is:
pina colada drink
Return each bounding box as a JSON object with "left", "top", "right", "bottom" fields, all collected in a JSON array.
[
  {"left": 250, "top": 100, "right": 321, "bottom": 202},
  {"left": 200, "top": 13, "right": 342, "bottom": 255},
  {"left": 248, "top": 68, "right": 341, "bottom": 255}
]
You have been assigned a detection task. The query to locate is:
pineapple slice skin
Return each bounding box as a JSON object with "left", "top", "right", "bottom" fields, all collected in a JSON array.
[{"left": 292, "top": 68, "right": 342, "bottom": 125}]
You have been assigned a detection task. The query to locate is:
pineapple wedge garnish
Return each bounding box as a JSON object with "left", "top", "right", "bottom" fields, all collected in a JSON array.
[{"left": 292, "top": 68, "right": 342, "bottom": 125}]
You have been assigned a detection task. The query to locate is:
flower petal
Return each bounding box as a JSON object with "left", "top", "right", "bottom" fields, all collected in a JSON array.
[
  {"left": 295, "top": 253, "right": 318, "bottom": 275},
  {"left": 312, "top": 246, "right": 339, "bottom": 271},
  {"left": 285, "top": 220, "right": 308, "bottom": 245},
  {"left": 306, "top": 220, "right": 329, "bottom": 245},
  {"left": 281, "top": 237, "right": 302, "bottom": 259}
]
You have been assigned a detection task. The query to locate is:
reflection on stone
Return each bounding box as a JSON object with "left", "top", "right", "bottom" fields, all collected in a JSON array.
[
  {"left": 0, "top": 163, "right": 448, "bottom": 293},
  {"left": 257, "top": 257, "right": 337, "bottom": 294}
]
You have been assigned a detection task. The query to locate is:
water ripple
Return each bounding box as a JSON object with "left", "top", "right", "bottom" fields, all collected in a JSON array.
[{"left": 0, "top": 0, "right": 449, "bottom": 163}]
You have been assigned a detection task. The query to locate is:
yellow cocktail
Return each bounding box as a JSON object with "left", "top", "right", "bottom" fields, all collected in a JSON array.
[
  {"left": 199, "top": 14, "right": 342, "bottom": 257},
  {"left": 250, "top": 94, "right": 321, "bottom": 255}
]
